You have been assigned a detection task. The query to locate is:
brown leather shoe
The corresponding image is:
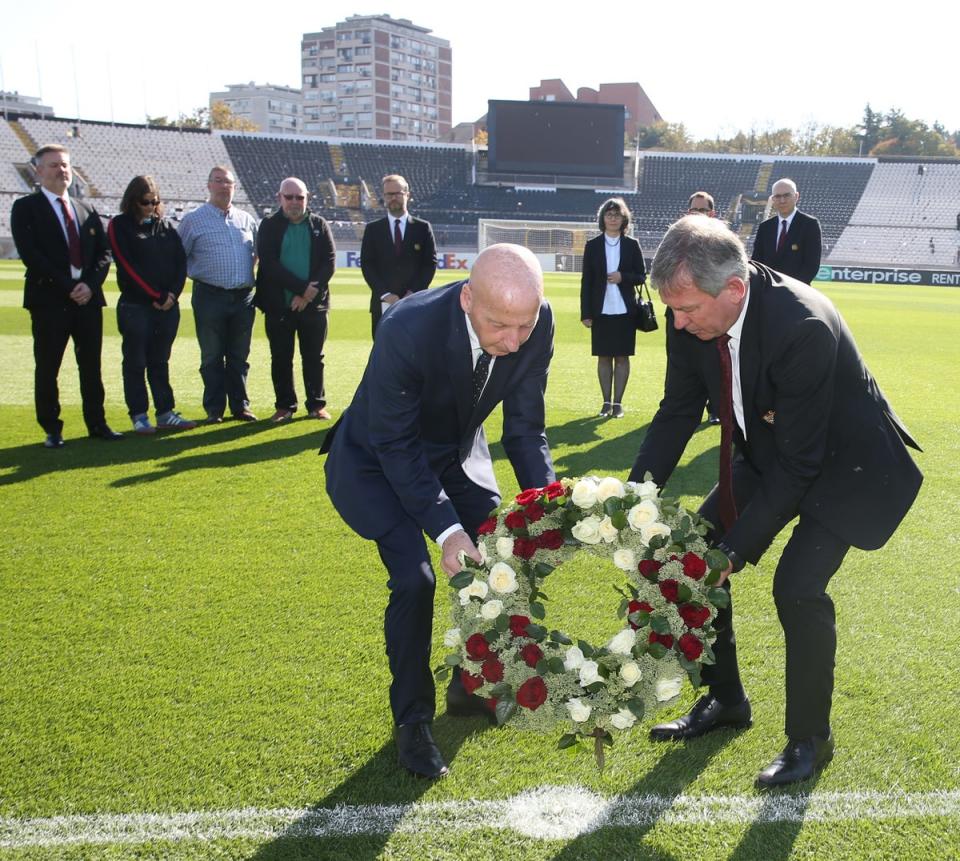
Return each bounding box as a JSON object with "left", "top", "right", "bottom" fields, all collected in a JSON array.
[
  {"left": 270, "top": 408, "right": 294, "bottom": 423},
  {"left": 232, "top": 410, "right": 258, "bottom": 422},
  {"left": 308, "top": 407, "right": 332, "bottom": 420}
]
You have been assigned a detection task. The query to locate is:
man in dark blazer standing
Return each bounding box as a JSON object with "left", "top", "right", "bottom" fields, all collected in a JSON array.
[
  {"left": 751, "top": 178, "right": 822, "bottom": 284},
  {"left": 360, "top": 174, "right": 437, "bottom": 337},
  {"left": 324, "top": 244, "right": 555, "bottom": 779},
  {"left": 629, "top": 216, "right": 921, "bottom": 788},
  {"left": 11, "top": 144, "right": 121, "bottom": 447}
]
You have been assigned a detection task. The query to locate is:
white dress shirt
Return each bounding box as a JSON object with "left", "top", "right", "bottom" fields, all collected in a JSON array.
[{"left": 725, "top": 285, "right": 751, "bottom": 438}]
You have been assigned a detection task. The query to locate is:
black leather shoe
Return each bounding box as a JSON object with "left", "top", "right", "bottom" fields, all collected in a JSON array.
[
  {"left": 231, "top": 410, "right": 258, "bottom": 422},
  {"left": 396, "top": 723, "right": 448, "bottom": 779},
  {"left": 756, "top": 733, "right": 834, "bottom": 789},
  {"left": 649, "top": 694, "right": 752, "bottom": 741},
  {"left": 44, "top": 433, "right": 66, "bottom": 449},
  {"left": 88, "top": 424, "right": 123, "bottom": 441},
  {"left": 446, "top": 681, "right": 496, "bottom": 722}
]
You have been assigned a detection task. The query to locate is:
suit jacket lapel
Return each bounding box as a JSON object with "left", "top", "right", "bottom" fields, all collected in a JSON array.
[
  {"left": 446, "top": 284, "right": 473, "bottom": 430},
  {"left": 37, "top": 193, "right": 70, "bottom": 262}
]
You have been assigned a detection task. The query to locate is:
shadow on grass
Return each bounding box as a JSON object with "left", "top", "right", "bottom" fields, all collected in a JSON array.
[
  {"left": 244, "top": 714, "right": 495, "bottom": 861},
  {"left": 546, "top": 730, "right": 742, "bottom": 861},
  {"left": 0, "top": 418, "right": 326, "bottom": 487}
]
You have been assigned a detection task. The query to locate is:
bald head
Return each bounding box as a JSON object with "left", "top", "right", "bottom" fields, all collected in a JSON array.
[
  {"left": 771, "top": 178, "right": 799, "bottom": 218},
  {"left": 461, "top": 243, "right": 544, "bottom": 356},
  {"left": 278, "top": 177, "right": 308, "bottom": 222}
]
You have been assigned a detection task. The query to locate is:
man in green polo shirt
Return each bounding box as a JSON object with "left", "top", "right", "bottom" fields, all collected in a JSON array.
[{"left": 255, "top": 177, "right": 336, "bottom": 422}]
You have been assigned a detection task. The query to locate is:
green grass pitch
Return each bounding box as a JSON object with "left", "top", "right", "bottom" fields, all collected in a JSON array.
[{"left": 0, "top": 259, "right": 958, "bottom": 860}]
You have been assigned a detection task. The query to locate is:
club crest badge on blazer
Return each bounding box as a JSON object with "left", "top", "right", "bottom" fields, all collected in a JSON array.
[
  {"left": 762, "top": 410, "right": 776, "bottom": 425},
  {"left": 414, "top": 243, "right": 422, "bottom": 251},
  {"left": 791, "top": 244, "right": 799, "bottom": 251}
]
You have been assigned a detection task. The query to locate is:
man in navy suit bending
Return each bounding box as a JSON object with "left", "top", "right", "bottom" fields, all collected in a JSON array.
[{"left": 323, "top": 244, "right": 555, "bottom": 778}]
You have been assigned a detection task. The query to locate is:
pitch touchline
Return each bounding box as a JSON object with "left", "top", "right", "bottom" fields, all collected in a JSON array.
[{"left": 3, "top": 786, "right": 959, "bottom": 847}]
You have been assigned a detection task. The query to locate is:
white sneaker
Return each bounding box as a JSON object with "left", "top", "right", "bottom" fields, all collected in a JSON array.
[
  {"left": 156, "top": 410, "right": 197, "bottom": 430},
  {"left": 132, "top": 414, "right": 156, "bottom": 435}
]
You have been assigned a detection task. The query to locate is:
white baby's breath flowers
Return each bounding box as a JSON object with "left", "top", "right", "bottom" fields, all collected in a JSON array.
[{"left": 443, "top": 628, "right": 461, "bottom": 648}]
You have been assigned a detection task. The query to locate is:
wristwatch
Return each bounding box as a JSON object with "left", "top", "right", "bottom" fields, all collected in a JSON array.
[{"left": 716, "top": 542, "right": 745, "bottom": 573}]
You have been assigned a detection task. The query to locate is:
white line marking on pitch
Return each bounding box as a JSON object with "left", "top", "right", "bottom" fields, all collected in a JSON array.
[{"left": 2, "top": 785, "right": 958, "bottom": 847}]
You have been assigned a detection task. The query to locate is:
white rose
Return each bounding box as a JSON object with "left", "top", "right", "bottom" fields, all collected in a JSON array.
[
  {"left": 628, "top": 480, "right": 659, "bottom": 500},
  {"left": 495, "top": 536, "right": 515, "bottom": 559},
  {"left": 619, "top": 661, "right": 642, "bottom": 686},
  {"left": 579, "top": 660, "right": 602, "bottom": 687},
  {"left": 566, "top": 697, "right": 592, "bottom": 723},
  {"left": 607, "top": 628, "right": 636, "bottom": 655},
  {"left": 571, "top": 515, "right": 603, "bottom": 545},
  {"left": 570, "top": 478, "right": 599, "bottom": 509},
  {"left": 598, "top": 516, "right": 620, "bottom": 543},
  {"left": 640, "top": 522, "right": 672, "bottom": 545},
  {"left": 655, "top": 676, "right": 684, "bottom": 702},
  {"left": 480, "top": 599, "right": 504, "bottom": 620},
  {"left": 627, "top": 500, "right": 660, "bottom": 530},
  {"left": 612, "top": 548, "right": 637, "bottom": 571},
  {"left": 443, "top": 627, "right": 461, "bottom": 648},
  {"left": 563, "top": 646, "right": 585, "bottom": 671},
  {"left": 477, "top": 541, "right": 490, "bottom": 565},
  {"left": 488, "top": 562, "right": 519, "bottom": 594},
  {"left": 610, "top": 708, "right": 637, "bottom": 730},
  {"left": 595, "top": 476, "right": 626, "bottom": 503},
  {"left": 458, "top": 579, "right": 488, "bottom": 605}
]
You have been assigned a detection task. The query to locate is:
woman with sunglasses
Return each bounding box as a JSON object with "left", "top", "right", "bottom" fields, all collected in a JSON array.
[{"left": 108, "top": 176, "right": 195, "bottom": 434}]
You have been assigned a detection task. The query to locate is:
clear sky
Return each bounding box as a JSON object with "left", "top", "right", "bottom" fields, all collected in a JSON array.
[{"left": 1, "top": 1, "right": 955, "bottom": 141}]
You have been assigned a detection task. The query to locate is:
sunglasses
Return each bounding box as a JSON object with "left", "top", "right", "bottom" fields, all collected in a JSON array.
[
  {"left": 282, "top": 194, "right": 306, "bottom": 201},
  {"left": 688, "top": 207, "right": 711, "bottom": 213},
  {"left": 140, "top": 198, "right": 160, "bottom": 206}
]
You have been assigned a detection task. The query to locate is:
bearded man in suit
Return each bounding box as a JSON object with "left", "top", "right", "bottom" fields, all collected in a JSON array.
[
  {"left": 629, "top": 216, "right": 921, "bottom": 788},
  {"left": 323, "top": 244, "right": 554, "bottom": 779},
  {"left": 360, "top": 174, "right": 437, "bottom": 337},
  {"left": 11, "top": 144, "right": 121, "bottom": 447}
]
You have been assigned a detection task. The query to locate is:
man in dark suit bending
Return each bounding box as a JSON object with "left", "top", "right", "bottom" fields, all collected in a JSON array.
[
  {"left": 324, "top": 244, "right": 555, "bottom": 779},
  {"left": 360, "top": 174, "right": 437, "bottom": 337},
  {"left": 629, "top": 216, "right": 921, "bottom": 788},
  {"left": 11, "top": 144, "right": 121, "bottom": 447},
  {"left": 751, "top": 178, "right": 822, "bottom": 284}
]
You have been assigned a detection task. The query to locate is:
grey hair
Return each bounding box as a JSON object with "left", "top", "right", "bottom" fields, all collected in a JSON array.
[{"left": 650, "top": 215, "right": 748, "bottom": 297}]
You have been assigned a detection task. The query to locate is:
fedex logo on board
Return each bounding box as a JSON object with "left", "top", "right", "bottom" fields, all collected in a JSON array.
[{"left": 343, "top": 251, "right": 472, "bottom": 269}]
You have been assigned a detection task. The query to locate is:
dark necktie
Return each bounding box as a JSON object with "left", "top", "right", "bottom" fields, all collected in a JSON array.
[
  {"left": 59, "top": 198, "right": 83, "bottom": 270},
  {"left": 776, "top": 219, "right": 788, "bottom": 253},
  {"left": 472, "top": 350, "right": 492, "bottom": 405},
  {"left": 393, "top": 218, "right": 403, "bottom": 255},
  {"left": 716, "top": 334, "right": 738, "bottom": 532}
]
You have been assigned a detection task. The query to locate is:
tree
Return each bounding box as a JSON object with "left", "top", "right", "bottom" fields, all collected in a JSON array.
[{"left": 144, "top": 102, "right": 257, "bottom": 132}]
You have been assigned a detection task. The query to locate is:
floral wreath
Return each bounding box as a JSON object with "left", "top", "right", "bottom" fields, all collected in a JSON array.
[{"left": 438, "top": 475, "right": 730, "bottom": 767}]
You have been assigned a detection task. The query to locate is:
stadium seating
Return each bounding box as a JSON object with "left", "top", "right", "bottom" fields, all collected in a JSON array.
[{"left": 0, "top": 122, "right": 33, "bottom": 196}]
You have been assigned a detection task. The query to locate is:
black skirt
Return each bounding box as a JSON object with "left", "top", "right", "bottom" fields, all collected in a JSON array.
[{"left": 591, "top": 312, "right": 636, "bottom": 357}]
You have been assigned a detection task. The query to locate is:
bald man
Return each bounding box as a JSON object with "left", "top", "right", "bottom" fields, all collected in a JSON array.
[
  {"left": 751, "top": 178, "right": 822, "bottom": 284},
  {"left": 255, "top": 178, "right": 335, "bottom": 422},
  {"left": 322, "top": 244, "right": 556, "bottom": 779}
]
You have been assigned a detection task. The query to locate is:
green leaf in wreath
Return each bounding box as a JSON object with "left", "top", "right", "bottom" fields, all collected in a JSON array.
[
  {"left": 686, "top": 664, "right": 702, "bottom": 689},
  {"left": 626, "top": 699, "right": 645, "bottom": 719},
  {"left": 603, "top": 497, "right": 623, "bottom": 516},
  {"left": 705, "top": 548, "right": 728, "bottom": 570},
  {"left": 433, "top": 665, "right": 450, "bottom": 680},
  {"left": 708, "top": 587, "right": 730, "bottom": 609},
  {"left": 444, "top": 654, "right": 462, "bottom": 666},
  {"left": 530, "top": 602, "right": 546, "bottom": 620},
  {"left": 534, "top": 562, "right": 555, "bottom": 578},
  {"left": 676, "top": 583, "right": 693, "bottom": 603},
  {"left": 550, "top": 630, "right": 573, "bottom": 645},
  {"left": 494, "top": 615, "right": 510, "bottom": 633},
  {"left": 448, "top": 570, "right": 474, "bottom": 590},
  {"left": 557, "top": 732, "right": 580, "bottom": 750},
  {"left": 490, "top": 682, "right": 513, "bottom": 698},
  {"left": 495, "top": 699, "right": 518, "bottom": 726},
  {"left": 584, "top": 681, "right": 606, "bottom": 694},
  {"left": 577, "top": 640, "right": 596, "bottom": 658},
  {"left": 650, "top": 614, "right": 671, "bottom": 635},
  {"left": 647, "top": 641, "right": 668, "bottom": 659},
  {"left": 611, "top": 511, "right": 628, "bottom": 530},
  {"left": 547, "top": 657, "right": 566, "bottom": 673},
  {"left": 628, "top": 610, "right": 650, "bottom": 629},
  {"left": 535, "top": 658, "right": 550, "bottom": 674},
  {"left": 526, "top": 623, "right": 548, "bottom": 641},
  {"left": 704, "top": 569, "right": 721, "bottom": 586}
]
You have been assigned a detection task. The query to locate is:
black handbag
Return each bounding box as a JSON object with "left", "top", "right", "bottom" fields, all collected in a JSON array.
[{"left": 635, "top": 282, "right": 658, "bottom": 332}]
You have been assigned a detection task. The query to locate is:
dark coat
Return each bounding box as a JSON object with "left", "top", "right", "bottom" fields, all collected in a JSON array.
[
  {"left": 360, "top": 215, "right": 437, "bottom": 325},
  {"left": 751, "top": 209, "right": 822, "bottom": 284},
  {"left": 579, "top": 233, "right": 647, "bottom": 320}
]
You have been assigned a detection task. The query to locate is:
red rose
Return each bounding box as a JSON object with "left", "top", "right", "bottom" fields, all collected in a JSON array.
[
  {"left": 638, "top": 559, "right": 663, "bottom": 581},
  {"left": 481, "top": 657, "right": 504, "bottom": 683},
  {"left": 484, "top": 696, "right": 498, "bottom": 713},
  {"left": 515, "top": 488, "right": 541, "bottom": 506},
  {"left": 627, "top": 599, "right": 654, "bottom": 629},
  {"left": 679, "top": 632, "right": 704, "bottom": 661},
  {"left": 512, "top": 537, "right": 538, "bottom": 559},
  {"left": 681, "top": 551, "right": 707, "bottom": 580},
  {"left": 536, "top": 529, "right": 564, "bottom": 550},
  {"left": 524, "top": 502, "right": 546, "bottom": 523},
  {"left": 465, "top": 633, "right": 491, "bottom": 661},
  {"left": 678, "top": 603, "right": 711, "bottom": 629},
  {"left": 516, "top": 676, "right": 548, "bottom": 710},
  {"left": 509, "top": 615, "right": 531, "bottom": 637},
  {"left": 649, "top": 631, "right": 674, "bottom": 649},
  {"left": 520, "top": 644, "right": 544, "bottom": 668},
  {"left": 504, "top": 510, "right": 527, "bottom": 530},
  {"left": 543, "top": 481, "right": 566, "bottom": 500},
  {"left": 461, "top": 670, "right": 484, "bottom": 694},
  {"left": 659, "top": 579, "right": 680, "bottom": 603},
  {"left": 476, "top": 517, "right": 497, "bottom": 536}
]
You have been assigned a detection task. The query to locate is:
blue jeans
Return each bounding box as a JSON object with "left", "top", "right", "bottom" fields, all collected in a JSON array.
[
  {"left": 116, "top": 300, "right": 180, "bottom": 418},
  {"left": 191, "top": 282, "right": 254, "bottom": 417}
]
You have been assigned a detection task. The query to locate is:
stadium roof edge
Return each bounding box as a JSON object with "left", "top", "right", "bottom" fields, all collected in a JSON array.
[
  {"left": 638, "top": 150, "right": 878, "bottom": 165},
  {"left": 216, "top": 130, "right": 473, "bottom": 151}
]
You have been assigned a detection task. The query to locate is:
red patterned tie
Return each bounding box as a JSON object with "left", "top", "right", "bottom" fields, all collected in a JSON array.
[
  {"left": 716, "top": 334, "right": 738, "bottom": 532},
  {"left": 776, "top": 219, "right": 787, "bottom": 254},
  {"left": 59, "top": 198, "right": 83, "bottom": 270},
  {"left": 393, "top": 218, "right": 403, "bottom": 255}
]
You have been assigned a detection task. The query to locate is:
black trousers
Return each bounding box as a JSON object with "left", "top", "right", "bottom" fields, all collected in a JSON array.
[
  {"left": 30, "top": 303, "right": 106, "bottom": 434},
  {"left": 375, "top": 462, "right": 499, "bottom": 726},
  {"left": 700, "top": 458, "right": 849, "bottom": 740},
  {"left": 264, "top": 308, "right": 327, "bottom": 412}
]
